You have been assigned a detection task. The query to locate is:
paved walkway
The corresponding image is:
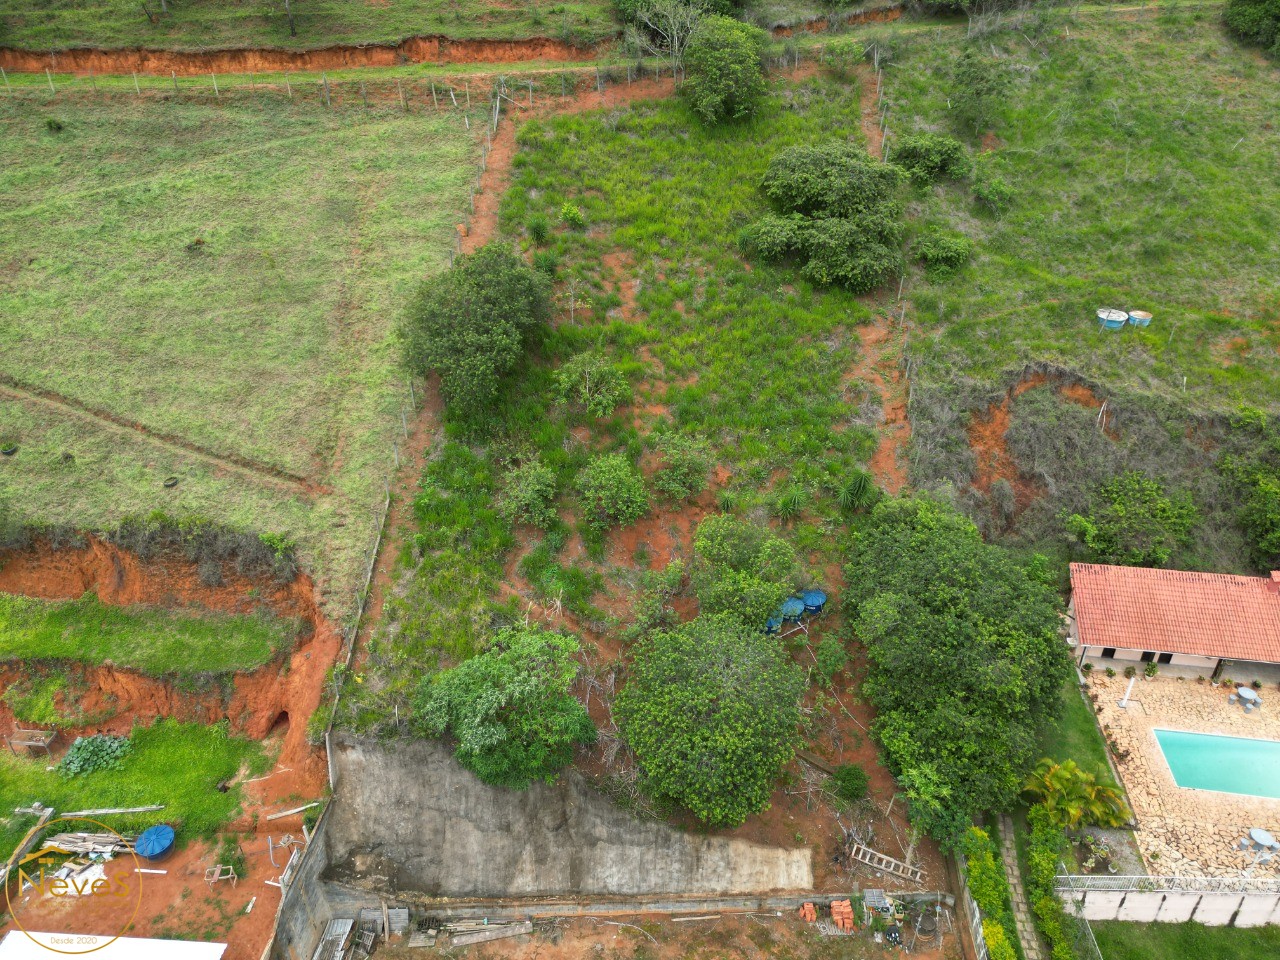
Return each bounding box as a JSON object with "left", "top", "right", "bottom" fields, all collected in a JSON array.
[{"left": 997, "top": 814, "right": 1042, "bottom": 960}]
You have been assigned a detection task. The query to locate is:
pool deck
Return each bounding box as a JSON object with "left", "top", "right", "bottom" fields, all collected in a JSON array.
[{"left": 1092, "top": 673, "right": 1280, "bottom": 878}]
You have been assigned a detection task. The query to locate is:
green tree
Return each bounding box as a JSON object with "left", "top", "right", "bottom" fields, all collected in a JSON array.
[
  {"left": 761, "top": 142, "right": 905, "bottom": 222},
  {"left": 1021, "top": 758, "right": 1131, "bottom": 829},
  {"left": 893, "top": 133, "right": 969, "bottom": 185},
  {"left": 951, "top": 48, "right": 1010, "bottom": 136},
  {"left": 691, "top": 513, "right": 796, "bottom": 628},
  {"left": 400, "top": 243, "right": 550, "bottom": 426},
  {"left": 682, "top": 15, "right": 768, "bottom": 124},
  {"left": 845, "top": 496, "right": 1069, "bottom": 843},
  {"left": 412, "top": 625, "right": 596, "bottom": 788},
  {"left": 577, "top": 453, "right": 649, "bottom": 530},
  {"left": 616, "top": 613, "right": 804, "bottom": 825},
  {"left": 652, "top": 432, "right": 712, "bottom": 500},
  {"left": 1064, "top": 470, "right": 1197, "bottom": 567}
]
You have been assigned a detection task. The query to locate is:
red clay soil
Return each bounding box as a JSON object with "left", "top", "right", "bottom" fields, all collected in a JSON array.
[
  {"left": 844, "top": 318, "right": 911, "bottom": 495},
  {"left": 4, "top": 828, "right": 294, "bottom": 960},
  {"left": 858, "top": 63, "right": 885, "bottom": 160},
  {"left": 0, "top": 535, "right": 338, "bottom": 786},
  {"left": 0, "top": 36, "right": 598, "bottom": 77}
]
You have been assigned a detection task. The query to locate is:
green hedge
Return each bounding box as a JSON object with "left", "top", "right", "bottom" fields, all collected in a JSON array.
[
  {"left": 959, "top": 826, "right": 1019, "bottom": 952},
  {"left": 1025, "top": 804, "right": 1077, "bottom": 960}
]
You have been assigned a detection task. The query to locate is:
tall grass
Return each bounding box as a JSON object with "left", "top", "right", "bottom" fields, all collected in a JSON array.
[
  {"left": 0, "top": 719, "right": 267, "bottom": 854},
  {"left": 0, "top": 593, "right": 298, "bottom": 675}
]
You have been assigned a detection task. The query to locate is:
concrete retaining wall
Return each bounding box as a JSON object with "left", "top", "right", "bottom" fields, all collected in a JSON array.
[
  {"left": 325, "top": 735, "right": 812, "bottom": 897},
  {"left": 272, "top": 808, "right": 335, "bottom": 960},
  {"left": 1063, "top": 889, "right": 1280, "bottom": 926}
]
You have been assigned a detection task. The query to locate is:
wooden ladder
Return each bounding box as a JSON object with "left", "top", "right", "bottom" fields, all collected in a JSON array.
[{"left": 847, "top": 842, "right": 924, "bottom": 883}]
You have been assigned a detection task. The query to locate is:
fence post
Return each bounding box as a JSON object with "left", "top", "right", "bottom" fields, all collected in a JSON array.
[
  {"left": 171, "top": 70, "right": 178, "bottom": 94},
  {"left": 285, "top": 72, "right": 292, "bottom": 100},
  {"left": 46, "top": 68, "right": 54, "bottom": 94},
  {"left": 323, "top": 72, "right": 331, "bottom": 108},
  {"left": 211, "top": 73, "right": 219, "bottom": 98},
  {"left": 528, "top": 80, "right": 533, "bottom": 109},
  {"left": 133, "top": 72, "right": 140, "bottom": 96},
  {"left": 88, "top": 68, "right": 96, "bottom": 92},
  {"left": 397, "top": 78, "right": 406, "bottom": 111},
  {"left": 465, "top": 81, "right": 470, "bottom": 109},
  {"left": 431, "top": 81, "right": 438, "bottom": 109},
  {"left": 1, "top": 67, "right": 10, "bottom": 93},
  {"left": 360, "top": 81, "right": 368, "bottom": 108}
]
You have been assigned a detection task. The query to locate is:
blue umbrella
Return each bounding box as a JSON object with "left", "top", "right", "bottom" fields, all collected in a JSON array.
[{"left": 135, "top": 824, "right": 175, "bottom": 861}]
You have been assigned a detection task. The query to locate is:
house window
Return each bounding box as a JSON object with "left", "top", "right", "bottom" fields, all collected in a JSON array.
[
  {"left": 1158, "top": 653, "right": 1173, "bottom": 665},
  {"left": 1101, "top": 648, "right": 1116, "bottom": 659},
  {"left": 1140, "top": 651, "right": 1156, "bottom": 663}
]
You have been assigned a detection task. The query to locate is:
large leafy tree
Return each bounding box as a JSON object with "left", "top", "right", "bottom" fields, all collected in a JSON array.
[
  {"left": 1021, "top": 758, "right": 1130, "bottom": 830},
  {"left": 683, "top": 15, "right": 768, "bottom": 124},
  {"left": 844, "top": 496, "right": 1069, "bottom": 845},
  {"left": 616, "top": 613, "right": 805, "bottom": 826},
  {"left": 400, "top": 243, "right": 550, "bottom": 426},
  {"left": 1225, "top": 0, "right": 1280, "bottom": 57},
  {"left": 412, "top": 625, "right": 596, "bottom": 788},
  {"left": 1064, "top": 470, "right": 1197, "bottom": 567}
]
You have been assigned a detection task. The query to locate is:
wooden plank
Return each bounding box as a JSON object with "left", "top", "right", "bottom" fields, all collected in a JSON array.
[
  {"left": 796, "top": 750, "right": 839, "bottom": 777},
  {"left": 450, "top": 921, "right": 533, "bottom": 947},
  {"left": 266, "top": 802, "right": 319, "bottom": 822},
  {"left": 62, "top": 804, "right": 164, "bottom": 817}
]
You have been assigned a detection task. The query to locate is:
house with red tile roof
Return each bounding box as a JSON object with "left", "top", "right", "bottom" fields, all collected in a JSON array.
[{"left": 1068, "top": 562, "right": 1280, "bottom": 680}]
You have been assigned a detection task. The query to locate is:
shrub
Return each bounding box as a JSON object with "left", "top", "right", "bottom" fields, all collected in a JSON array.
[
  {"left": 833, "top": 469, "right": 879, "bottom": 512},
  {"left": 692, "top": 513, "right": 796, "bottom": 628},
  {"left": 1021, "top": 757, "right": 1130, "bottom": 829},
  {"left": 982, "top": 920, "right": 1018, "bottom": 960},
  {"left": 1064, "top": 470, "right": 1198, "bottom": 567},
  {"left": 683, "top": 15, "right": 769, "bottom": 124},
  {"left": 554, "top": 351, "right": 630, "bottom": 418},
  {"left": 413, "top": 625, "right": 596, "bottom": 788},
  {"left": 951, "top": 49, "right": 1011, "bottom": 135},
  {"left": 577, "top": 453, "right": 649, "bottom": 530},
  {"left": 497, "top": 458, "right": 559, "bottom": 528},
  {"left": 772, "top": 484, "right": 811, "bottom": 521},
  {"left": 560, "top": 201, "right": 586, "bottom": 229},
  {"left": 761, "top": 142, "right": 905, "bottom": 221},
  {"left": 1224, "top": 0, "right": 1280, "bottom": 56},
  {"left": 815, "top": 634, "right": 849, "bottom": 686},
  {"left": 653, "top": 433, "right": 712, "bottom": 500},
  {"left": 527, "top": 213, "right": 550, "bottom": 245},
  {"left": 893, "top": 133, "right": 969, "bottom": 184},
  {"left": 973, "top": 170, "right": 1015, "bottom": 216},
  {"left": 959, "top": 826, "right": 1017, "bottom": 949},
  {"left": 616, "top": 612, "right": 805, "bottom": 825},
  {"left": 532, "top": 249, "right": 559, "bottom": 277},
  {"left": 400, "top": 243, "right": 551, "bottom": 426},
  {"left": 738, "top": 213, "right": 805, "bottom": 260},
  {"left": 1025, "top": 804, "right": 1077, "bottom": 960},
  {"left": 831, "top": 763, "right": 868, "bottom": 803},
  {"left": 914, "top": 230, "right": 974, "bottom": 276},
  {"left": 798, "top": 219, "right": 903, "bottom": 293},
  {"left": 60, "top": 734, "right": 132, "bottom": 777}
]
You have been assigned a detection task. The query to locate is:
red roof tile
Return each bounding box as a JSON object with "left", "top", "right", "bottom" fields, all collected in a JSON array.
[{"left": 1070, "top": 562, "right": 1280, "bottom": 664}]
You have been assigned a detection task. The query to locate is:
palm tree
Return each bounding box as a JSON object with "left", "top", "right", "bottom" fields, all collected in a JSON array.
[{"left": 1022, "top": 758, "right": 1131, "bottom": 830}]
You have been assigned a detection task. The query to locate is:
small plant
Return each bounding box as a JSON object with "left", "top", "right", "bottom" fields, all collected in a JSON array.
[
  {"left": 1082, "top": 661, "right": 1094, "bottom": 674},
  {"left": 773, "top": 484, "right": 810, "bottom": 521},
  {"left": 831, "top": 764, "right": 870, "bottom": 803},
  {"left": 1144, "top": 661, "right": 1158, "bottom": 678},
  {"left": 1124, "top": 665, "right": 1137, "bottom": 679},
  {"left": 532, "top": 249, "right": 559, "bottom": 277},
  {"left": 1105, "top": 667, "right": 1116, "bottom": 677},
  {"left": 60, "top": 734, "right": 132, "bottom": 777},
  {"left": 833, "top": 469, "right": 879, "bottom": 513},
  {"left": 653, "top": 433, "right": 712, "bottom": 500},
  {"left": 554, "top": 351, "right": 630, "bottom": 418},
  {"left": 560, "top": 202, "right": 586, "bottom": 229},
  {"left": 914, "top": 230, "right": 974, "bottom": 276},
  {"left": 814, "top": 634, "right": 848, "bottom": 687},
  {"left": 973, "top": 172, "right": 1014, "bottom": 216},
  {"left": 527, "top": 213, "right": 550, "bottom": 245},
  {"left": 44, "top": 117, "right": 64, "bottom": 133},
  {"left": 893, "top": 133, "right": 969, "bottom": 185},
  {"left": 496, "top": 457, "right": 558, "bottom": 529},
  {"left": 1254, "top": 679, "right": 1264, "bottom": 689},
  {"left": 576, "top": 453, "right": 648, "bottom": 530}
]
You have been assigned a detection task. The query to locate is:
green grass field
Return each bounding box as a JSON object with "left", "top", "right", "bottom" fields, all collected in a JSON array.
[
  {"left": 0, "top": 0, "right": 618, "bottom": 50},
  {"left": 0, "top": 593, "right": 298, "bottom": 675},
  {"left": 1092, "top": 920, "right": 1280, "bottom": 959},
  {"left": 0, "top": 719, "right": 266, "bottom": 854},
  {"left": 0, "top": 91, "right": 481, "bottom": 608},
  {"left": 1036, "top": 672, "right": 1112, "bottom": 779}
]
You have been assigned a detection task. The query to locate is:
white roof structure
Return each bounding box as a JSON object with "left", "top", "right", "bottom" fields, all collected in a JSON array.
[{"left": 0, "top": 932, "right": 226, "bottom": 959}]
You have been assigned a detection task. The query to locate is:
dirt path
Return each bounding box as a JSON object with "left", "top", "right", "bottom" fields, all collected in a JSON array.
[
  {"left": 0, "top": 35, "right": 598, "bottom": 77},
  {"left": 858, "top": 63, "right": 885, "bottom": 159},
  {"left": 0, "top": 376, "right": 326, "bottom": 497}
]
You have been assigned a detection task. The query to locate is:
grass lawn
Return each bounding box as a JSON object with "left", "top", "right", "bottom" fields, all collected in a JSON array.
[
  {"left": 0, "top": 0, "right": 618, "bottom": 50},
  {"left": 1091, "top": 921, "right": 1280, "bottom": 959},
  {"left": 1037, "top": 671, "right": 1112, "bottom": 779},
  {"left": 0, "top": 91, "right": 480, "bottom": 606},
  {"left": 0, "top": 593, "right": 298, "bottom": 675},
  {"left": 0, "top": 720, "right": 266, "bottom": 854}
]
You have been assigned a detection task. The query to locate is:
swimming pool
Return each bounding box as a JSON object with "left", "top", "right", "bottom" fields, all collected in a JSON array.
[{"left": 1154, "top": 729, "right": 1280, "bottom": 799}]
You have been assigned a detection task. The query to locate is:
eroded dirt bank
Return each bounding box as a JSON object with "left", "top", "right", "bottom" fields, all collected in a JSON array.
[
  {"left": 0, "top": 35, "right": 598, "bottom": 77},
  {"left": 0, "top": 535, "right": 339, "bottom": 784}
]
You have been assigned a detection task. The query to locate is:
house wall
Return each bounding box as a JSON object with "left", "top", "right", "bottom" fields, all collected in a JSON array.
[{"left": 1077, "top": 646, "right": 1218, "bottom": 677}]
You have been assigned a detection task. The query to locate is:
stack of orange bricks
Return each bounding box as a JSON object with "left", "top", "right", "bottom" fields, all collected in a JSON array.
[
  {"left": 829, "top": 899, "right": 857, "bottom": 933},
  {"left": 798, "top": 902, "right": 818, "bottom": 923}
]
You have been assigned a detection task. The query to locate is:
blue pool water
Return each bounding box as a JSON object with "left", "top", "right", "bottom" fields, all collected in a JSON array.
[{"left": 1154, "top": 728, "right": 1280, "bottom": 799}]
